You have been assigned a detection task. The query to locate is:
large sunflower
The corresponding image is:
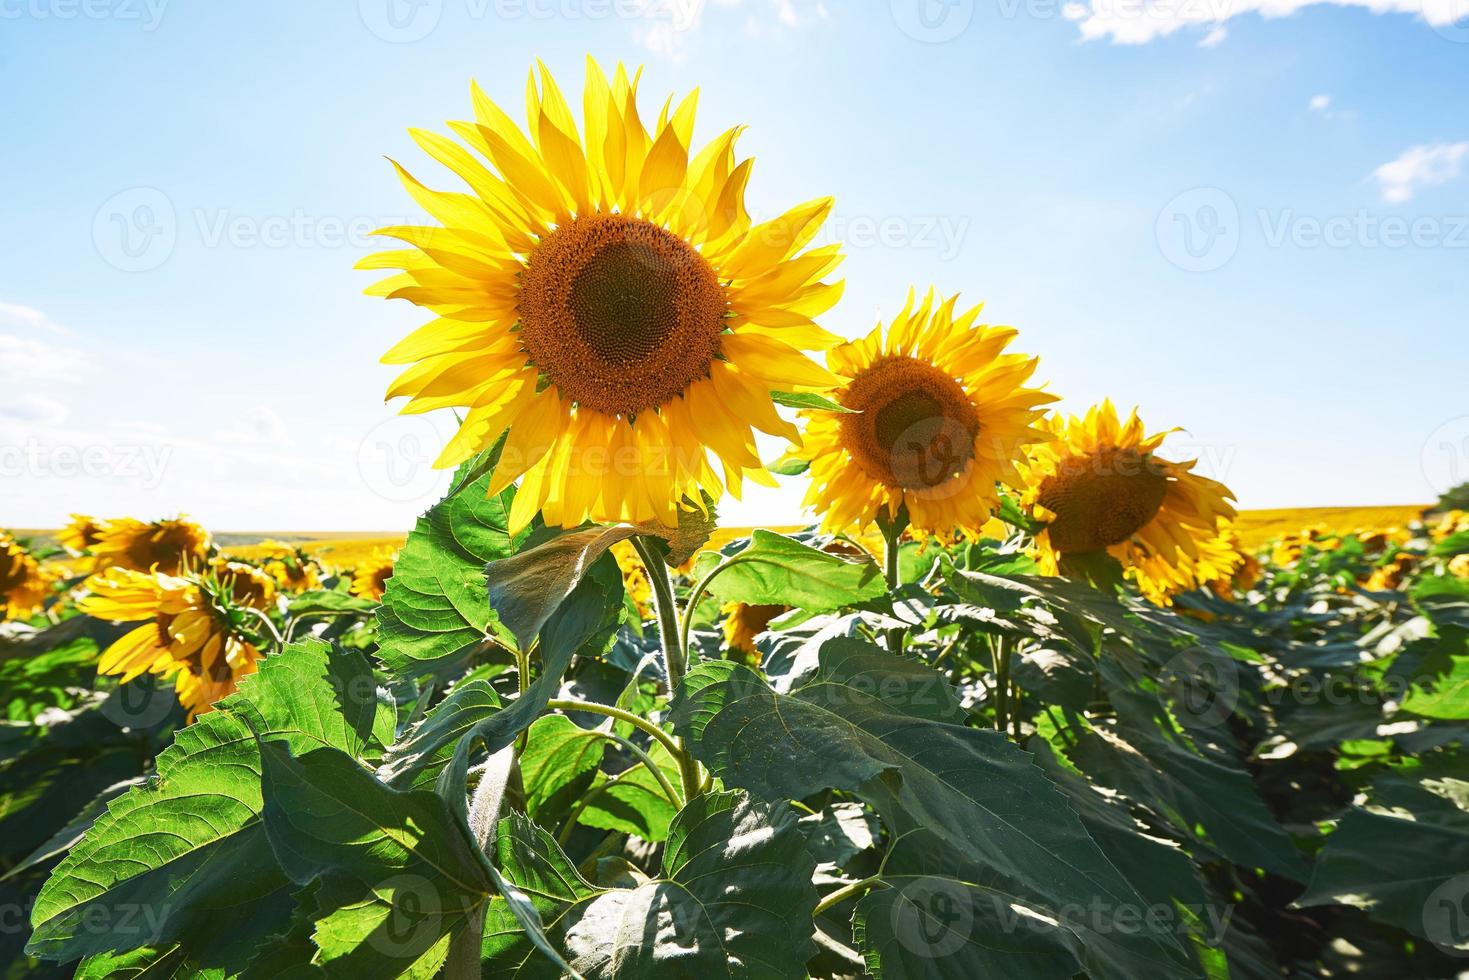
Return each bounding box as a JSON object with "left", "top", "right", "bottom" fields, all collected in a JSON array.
[
  {"left": 0, "top": 532, "right": 52, "bottom": 621},
  {"left": 79, "top": 561, "right": 276, "bottom": 720},
  {"left": 721, "top": 601, "right": 787, "bottom": 666},
  {"left": 365, "top": 59, "right": 844, "bottom": 534},
  {"left": 93, "top": 517, "right": 212, "bottom": 575},
  {"left": 795, "top": 289, "right": 1055, "bottom": 540},
  {"left": 1021, "top": 401, "right": 1237, "bottom": 603}
]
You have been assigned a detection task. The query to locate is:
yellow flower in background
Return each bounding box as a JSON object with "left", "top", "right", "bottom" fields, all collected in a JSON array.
[
  {"left": 58, "top": 514, "right": 108, "bottom": 555},
  {"left": 1355, "top": 526, "right": 1408, "bottom": 555},
  {"left": 796, "top": 289, "right": 1055, "bottom": 540},
  {"left": 79, "top": 562, "right": 277, "bottom": 720},
  {"left": 610, "top": 540, "right": 654, "bottom": 619},
  {"left": 1, "top": 532, "right": 52, "bottom": 621},
  {"left": 1449, "top": 553, "right": 1469, "bottom": 579},
  {"left": 366, "top": 58, "right": 845, "bottom": 534},
  {"left": 93, "top": 517, "right": 212, "bottom": 575},
  {"left": 1364, "top": 551, "right": 1421, "bottom": 592},
  {"left": 350, "top": 547, "right": 397, "bottom": 602},
  {"left": 252, "top": 541, "right": 325, "bottom": 594},
  {"left": 1430, "top": 510, "right": 1469, "bottom": 542},
  {"left": 1197, "top": 522, "right": 1262, "bottom": 600},
  {"left": 1021, "top": 400, "right": 1237, "bottom": 603},
  {"left": 721, "top": 601, "right": 788, "bottom": 666}
]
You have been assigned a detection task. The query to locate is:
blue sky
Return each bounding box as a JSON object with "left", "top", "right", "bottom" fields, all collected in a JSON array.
[{"left": 2, "top": 0, "right": 1467, "bottom": 532}]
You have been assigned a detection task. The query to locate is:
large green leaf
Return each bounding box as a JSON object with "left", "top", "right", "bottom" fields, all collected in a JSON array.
[
  {"left": 26, "top": 640, "right": 374, "bottom": 966},
  {"left": 671, "top": 641, "right": 1200, "bottom": 980},
  {"left": 376, "top": 466, "right": 522, "bottom": 677},
  {"left": 575, "top": 736, "right": 683, "bottom": 843},
  {"left": 693, "top": 529, "right": 885, "bottom": 613},
  {"left": 257, "top": 741, "right": 492, "bottom": 978},
  {"left": 1298, "top": 755, "right": 1469, "bottom": 950},
  {"left": 377, "top": 678, "right": 503, "bottom": 792},
  {"left": 482, "top": 791, "right": 818, "bottom": 977},
  {"left": 518, "top": 713, "right": 607, "bottom": 827}
]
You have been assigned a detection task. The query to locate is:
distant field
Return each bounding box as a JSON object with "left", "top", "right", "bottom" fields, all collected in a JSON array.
[
  {"left": 1230, "top": 505, "right": 1428, "bottom": 548},
  {"left": 16, "top": 507, "right": 1433, "bottom": 565}
]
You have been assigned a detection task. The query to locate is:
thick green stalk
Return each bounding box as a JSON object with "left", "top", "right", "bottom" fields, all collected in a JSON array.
[{"left": 629, "top": 536, "right": 704, "bottom": 801}]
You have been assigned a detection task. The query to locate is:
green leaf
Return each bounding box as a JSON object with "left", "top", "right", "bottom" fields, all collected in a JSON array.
[
  {"left": 518, "top": 714, "right": 606, "bottom": 827},
  {"left": 378, "top": 679, "right": 503, "bottom": 792},
  {"left": 484, "top": 525, "right": 632, "bottom": 652},
  {"left": 672, "top": 643, "right": 1200, "bottom": 980},
  {"left": 1432, "top": 530, "right": 1469, "bottom": 558},
  {"left": 769, "top": 455, "right": 810, "bottom": 476},
  {"left": 576, "top": 737, "right": 682, "bottom": 843},
  {"left": 74, "top": 945, "right": 223, "bottom": 979},
  {"left": 286, "top": 590, "right": 379, "bottom": 617},
  {"left": 769, "top": 389, "right": 856, "bottom": 413},
  {"left": 257, "top": 740, "right": 492, "bottom": 977},
  {"left": 377, "top": 465, "right": 522, "bottom": 677},
  {"left": 1298, "top": 755, "right": 1469, "bottom": 950},
  {"left": 483, "top": 791, "right": 818, "bottom": 977},
  {"left": 852, "top": 834, "right": 1082, "bottom": 980},
  {"left": 693, "top": 529, "right": 885, "bottom": 613},
  {"left": 26, "top": 640, "right": 375, "bottom": 966}
]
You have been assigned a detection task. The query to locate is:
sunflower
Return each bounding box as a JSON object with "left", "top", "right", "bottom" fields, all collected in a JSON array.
[
  {"left": 1430, "top": 510, "right": 1469, "bottom": 543},
  {"left": 79, "top": 561, "right": 276, "bottom": 720},
  {"left": 58, "top": 514, "right": 108, "bottom": 555},
  {"left": 0, "top": 532, "right": 52, "bottom": 621},
  {"left": 1021, "top": 401, "right": 1237, "bottom": 604},
  {"left": 350, "top": 547, "right": 397, "bottom": 602},
  {"left": 1363, "top": 551, "right": 1421, "bottom": 592},
  {"left": 253, "top": 542, "right": 325, "bottom": 594},
  {"left": 794, "top": 289, "right": 1055, "bottom": 540},
  {"left": 610, "top": 540, "right": 654, "bottom": 620},
  {"left": 364, "top": 59, "right": 844, "bottom": 534},
  {"left": 1196, "top": 522, "right": 1262, "bottom": 600},
  {"left": 93, "top": 517, "right": 212, "bottom": 575},
  {"left": 721, "top": 601, "right": 787, "bottom": 666},
  {"left": 1449, "top": 553, "right": 1469, "bottom": 579}
]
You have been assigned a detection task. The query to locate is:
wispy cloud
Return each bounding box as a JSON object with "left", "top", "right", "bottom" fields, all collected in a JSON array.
[
  {"left": 1371, "top": 142, "right": 1469, "bottom": 203},
  {"left": 1067, "top": 0, "right": 1467, "bottom": 46},
  {"left": 1309, "top": 94, "right": 1332, "bottom": 111},
  {"left": 631, "top": 0, "right": 828, "bottom": 61}
]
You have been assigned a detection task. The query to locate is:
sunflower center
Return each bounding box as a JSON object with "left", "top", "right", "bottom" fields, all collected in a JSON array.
[
  {"left": 838, "top": 356, "right": 979, "bottom": 490},
  {"left": 1037, "top": 448, "right": 1170, "bottom": 553},
  {"left": 519, "top": 213, "right": 727, "bottom": 417}
]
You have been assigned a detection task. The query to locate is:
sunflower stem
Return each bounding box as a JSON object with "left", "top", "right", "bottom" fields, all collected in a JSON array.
[
  {"left": 879, "top": 516, "right": 906, "bottom": 655},
  {"left": 630, "top": 536, "right": 704, "bottom": 802},
  {"left": 994, "top": 635, "right": 1012, "bottom": 735},
  {"left": 678, "top": 554, "right": 760, "bottom": 661}
]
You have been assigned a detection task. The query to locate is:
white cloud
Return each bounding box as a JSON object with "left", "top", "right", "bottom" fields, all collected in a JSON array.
[
  {"left": 1371, "top": 142, "right": 1469, "bottom": 203},
  {"left": 0, "top": 333, "right": 89, "bottom": 383},
  {"left": 631, "top": 0, "right": 827, "bottom": 59},
  {"left": 0, "top": 302, "right": 71, "bottom": 336},
  {"left": 215, "top": 406, "right": 294, "bottom": 447},
  {"left": 1199, "top": 24, "right": 1228, "bottom": 45},
  {"left": 0, "top": 394, "right": 70, "bottom": 426},
  {"left": 1069, "top": 0, "right": 1468, "bottom": 46},
  {"left": 1310, "top": 94, "right": 1332, "bottom": 111}
]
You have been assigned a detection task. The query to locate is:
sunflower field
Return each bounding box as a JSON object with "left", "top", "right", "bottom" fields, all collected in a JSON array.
[{"left": 3, "top": 60, "right": 1468, "bottom": 980}]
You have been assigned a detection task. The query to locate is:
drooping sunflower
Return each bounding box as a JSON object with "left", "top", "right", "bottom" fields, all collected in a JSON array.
[
  {"left": 350, "top": 547, "right": 397, "bottom": 602},
  {"left": 58, "top": 514, "right": 108, "bottom": 555},
  {"left": 721, "top": 601, "right": 787, "bottom": 666},
  {"left": 79, "top": 561, "right": 277, "bottom": 720},
  {"left": 0, "top": 532, "right": 52, "bottom": 621},
  {"left": 93, "top": 517, "right": 212, "bottom": 576},
  {"left": 1200, "top": 522, "right": 1262, "bottom": 600},
  {"left": 1020, "top": 401, "right": 1237, "bottom": 603},
  {"left": 794, "top": 289, "right": 1055, "bottom": 540},
  {"left": 365, "top": 59, "right": 844, "bottom": 534}
]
